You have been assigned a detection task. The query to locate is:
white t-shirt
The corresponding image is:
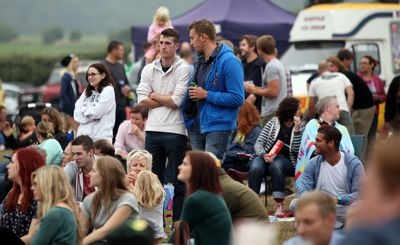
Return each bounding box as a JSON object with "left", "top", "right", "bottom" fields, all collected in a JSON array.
[
  {"left": 316, "top": 152, "right": 348, "bottom": 197},
  {"left": 309, "top": 72, "right": 352, "bottom": 112}
]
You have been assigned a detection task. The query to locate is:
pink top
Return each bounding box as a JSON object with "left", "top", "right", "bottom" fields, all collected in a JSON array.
[
  {"left": 358, "top": 72, "right": 386, "bottom": 114},
  {"left": 114, "top": 120, "right": 145, "bottom": 155},
  {"left": 147, "top": 23, "right": 173, "bottom": 43}
]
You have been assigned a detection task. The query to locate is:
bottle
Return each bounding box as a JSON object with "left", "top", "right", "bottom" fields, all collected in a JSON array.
[{"left": 190, "top": 81, "right": 198, "bottom": 101}]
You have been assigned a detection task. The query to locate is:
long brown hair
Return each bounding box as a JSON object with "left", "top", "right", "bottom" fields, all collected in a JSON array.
[
  {"left": 41, "top": 107, "right": 64, "bottom": 132},
  {"left": 91, "top": 156, "right": 130, "bottom": 218},
  {"left": 5, "top": 148, "right": 45, "bottom": 212},
  {"left": 185, "top": 151, "right": 222, "bottom": 196},
  {"left": 237, "top": 101, "right": 260, "bottom": 135},
  {"left": 85, "top": 63, "right": 115, "bottom": 97},
  {"left": 276, "top": 97, "right": 300, "bottom": 124}
]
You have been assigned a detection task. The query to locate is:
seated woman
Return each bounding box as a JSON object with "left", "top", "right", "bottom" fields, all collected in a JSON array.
[
  {"left": 0, "top": 148, "right": 45, "bottom": 242},
  {"left": 36, "top": 121, "right": 63, "bottom": 165},
  {"left": 223, "top": 101, "right": 261, "bottom": 172},
  {"left": 80, "top": 156, "right": 139, "bottom": 245},
  {"left": 169, "top": 151, "right": 232, "bottom": 245},
  {"left": 248, "top": 97, "right": 303, "bottom": 217},
  {"left": 126, "top": 149, "right": 153, "bottom": 190},
  {"left": 1, "top": 116, "right": 38, "bottom": 150},
  {"left": 41, "top": 107, "right": 68, "bottom": 150},
  {"left": 30, "top": 165, "right": 81, "bottom": 245}
]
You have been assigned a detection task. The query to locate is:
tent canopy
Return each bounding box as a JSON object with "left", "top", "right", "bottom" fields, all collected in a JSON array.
[{"left": 131, "top": 0, "right": 296, "bottom": 60}]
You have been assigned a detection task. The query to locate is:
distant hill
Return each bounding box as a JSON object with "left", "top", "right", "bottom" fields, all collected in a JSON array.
[{"left": 0, "top": 0, "right": 204, "bottom": 35}]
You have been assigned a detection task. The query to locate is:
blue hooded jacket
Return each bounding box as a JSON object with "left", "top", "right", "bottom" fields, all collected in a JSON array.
[{"left": 184, "top": 43, "right": 244, "bottom": 133}]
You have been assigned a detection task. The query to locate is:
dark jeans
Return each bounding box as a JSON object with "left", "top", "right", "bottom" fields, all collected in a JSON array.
[
  {"left": 248, "top": 154, "right": 294, "bottom": 200},
  {"left": 113, "top": 105, "right": 126, "bottom": 143},
  {"left": 188, "top": 130, "right": 233, "bottom": 160},
  {"left": 145, "top": 131, "right": 187, "bottom": 222}
]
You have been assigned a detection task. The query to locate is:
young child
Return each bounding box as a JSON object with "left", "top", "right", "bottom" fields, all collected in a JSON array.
[
  {"left": 134, "top": 170, "right": 166, "bottom": 244},
  {"left": 145, "top": 6, "right": 173, "bottom": 64},
  {"left": 147, "top": 6, "right": 173, "bottom": 43}
]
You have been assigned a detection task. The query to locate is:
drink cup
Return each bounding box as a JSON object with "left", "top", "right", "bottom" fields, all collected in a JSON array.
[{"left": 264, "top": 140, "right": 284, "bottom": 160}]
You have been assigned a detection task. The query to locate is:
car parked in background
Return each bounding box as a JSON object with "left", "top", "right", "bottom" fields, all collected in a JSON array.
[
  {"left": 19, "top": 60, "right": 96, "bottom": 106},
  {"left": 3, "top": 83, "right": 23, "bottom": 119}
]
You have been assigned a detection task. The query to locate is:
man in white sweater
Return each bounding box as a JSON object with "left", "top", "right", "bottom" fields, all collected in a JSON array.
[{"left": 136, "top": 28, "right": 191, "bottom": 223}]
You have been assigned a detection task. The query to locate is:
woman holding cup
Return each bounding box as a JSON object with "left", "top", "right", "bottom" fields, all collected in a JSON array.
[{"left": 247, "top": 97, "right": 303, "bottom": 217}]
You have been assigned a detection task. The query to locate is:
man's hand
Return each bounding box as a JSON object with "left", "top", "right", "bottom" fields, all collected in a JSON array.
[
  {"left": 189, "top": 86, "right": 208, "bottom": 100},
  {"left": 245, "top": 94, "right": 256, "bottom": 105},
  {"left": 131, "top": 124, "right": 141, "bottom": 136},
  {"left": 1, "top": 122, "right": 13, "bottom": 137},
  {"left": 244, "top": 83, "right": 256, "bottom": 94},
  {"left": 121, "top": 85, "right": 131, "bottom": 97}
]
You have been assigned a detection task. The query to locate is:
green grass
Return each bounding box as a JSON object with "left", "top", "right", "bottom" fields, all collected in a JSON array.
[
  {"left": 0, "top": 35, "right": 107, "bottom": 57},
  {"left": 163, "top": 194, "right": 297, "bottom": 245}
]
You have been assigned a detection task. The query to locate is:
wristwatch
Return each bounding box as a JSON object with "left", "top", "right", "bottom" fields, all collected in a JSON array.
[{"left": 337, "top": 196, "right": 342, "bottom": 205}]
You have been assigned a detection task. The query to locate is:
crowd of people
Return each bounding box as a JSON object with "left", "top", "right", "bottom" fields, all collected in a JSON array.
[{"left": 0, "top": 5, "right": 400, "bottom": 244}]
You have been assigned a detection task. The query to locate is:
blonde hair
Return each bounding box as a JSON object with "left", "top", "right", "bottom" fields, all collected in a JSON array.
[
  {"left": 20, "top": 115, "right": 35, "bottom": 130},
  {"left": 296, "top": 190, "right": 336, "bottom": 218},
  {"left": 91, "top": 156, "right": 130, "bottom": 218},
  {"left": 133, "top": 170, "right": 164, "bottom": 209},
  {"left": 152, "top": 6, "right": 171, "bottom": 25},
  {"left": 127, "top": 149, "right": 153, "bottom": 172},
  {"left": 32, "top": 165, "right": 82, "bottom": 243},
  {"left": 36, "top": 120, "right": 54, "bottom": 139}
]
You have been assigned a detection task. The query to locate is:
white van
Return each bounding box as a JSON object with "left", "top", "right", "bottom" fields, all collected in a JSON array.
[{"left": 282, "top": 2, "right": 400, "bottom": 117}]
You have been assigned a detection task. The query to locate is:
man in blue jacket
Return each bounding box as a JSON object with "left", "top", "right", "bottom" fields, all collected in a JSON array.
[
  {"left": 295, "top": 125, "right": 364, "bottom": 229},
  {"left": 185, "top": 19, "right": 244, "bottom": 160}
]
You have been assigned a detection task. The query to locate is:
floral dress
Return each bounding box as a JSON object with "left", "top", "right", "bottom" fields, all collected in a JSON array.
[{"left": 0, "top": 197, "right": 37, "bottom": 237}]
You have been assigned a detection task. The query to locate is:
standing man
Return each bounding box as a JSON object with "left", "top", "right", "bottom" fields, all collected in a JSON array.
[
  {"left": 244, "top": 35, "right": 287, "bottom": 126},
  {"left": 308, "top": 59, "right": 355, "bottom": 134},
  {"left": 136, "top": 28, "right": 191, "bottom": 223},
  {"left": 102, "top": 40, "right": 131, "bottom": 142},
  {"left": 186, "top": 19, "right": 244, "bottom": 160},
  {"left": 239, "top": 35, "right": 265, "bottom": 113},
  {"left": 64, "top": 135, "right": 95, "bottom": 202},
  {"left": 335, "top": 51, "right": 375, "bottom": 137}
]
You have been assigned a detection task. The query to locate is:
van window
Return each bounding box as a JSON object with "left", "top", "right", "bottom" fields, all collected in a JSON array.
[
  {"left": 281, "top": 41, "right": 344, "bottom": 72},
  {"left": 390, "top": 21, "right": 400, "bottom": 74},
  {"left": 351, "top": 43, "right": 380, "bottom": 75}
]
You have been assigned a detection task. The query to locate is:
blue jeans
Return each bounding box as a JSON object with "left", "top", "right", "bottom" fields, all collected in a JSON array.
[
  {"left": 248, "top": 154, "right": 294, "bottom": 200},
  {"left": 145, "top": 131, "right": 187, "bottom": 221},
  {"left": 188, "top": 130, "right": 233, "bottom": 160}
]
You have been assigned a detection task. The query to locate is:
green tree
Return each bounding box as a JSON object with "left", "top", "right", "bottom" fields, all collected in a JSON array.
[
  {"left": 41, "top": 26, "right": 64, "bottom": 44},
  {"left": 69, "top": 30, "right": 81, "bottom": 42},
  {"left": 0, "top": 22, "right": 18, "bottom": 43}
]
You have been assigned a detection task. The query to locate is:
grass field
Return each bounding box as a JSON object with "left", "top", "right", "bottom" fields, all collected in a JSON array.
[
  {"left": 0, "top": 35, "right": 108, "bottom": 57},
  {"left": 163, "top": 193, "right": 297, "bottom": 244}
]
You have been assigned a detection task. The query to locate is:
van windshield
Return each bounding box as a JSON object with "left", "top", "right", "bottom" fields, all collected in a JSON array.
[{"left": 281, "top": 41, "right": 345, "bottom": 72}]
